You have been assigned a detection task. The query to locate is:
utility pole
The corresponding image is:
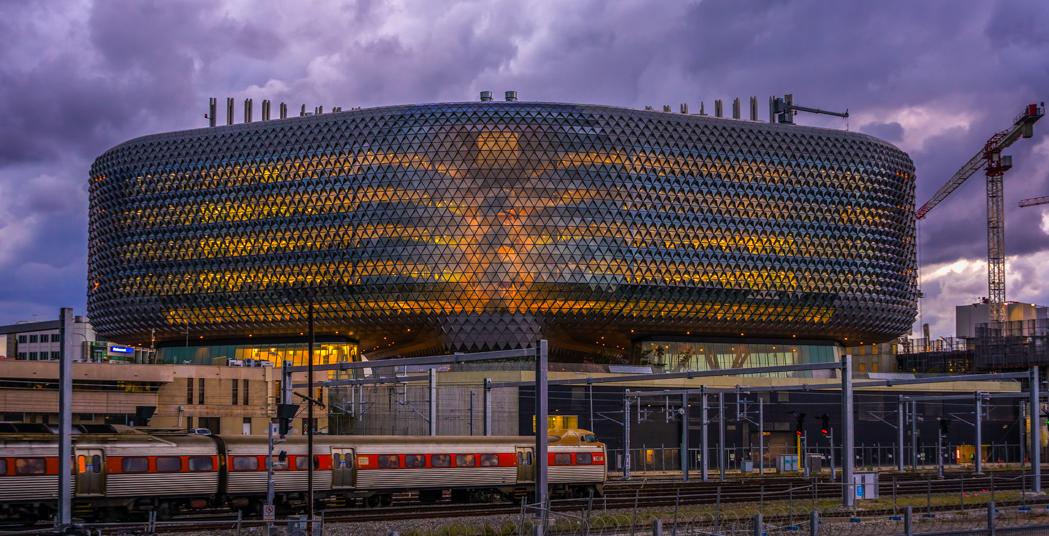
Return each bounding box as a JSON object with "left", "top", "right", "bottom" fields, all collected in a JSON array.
[
  {"left": 306, "top": 301, "right": 314, "bottom": 535},
  {"left": 842, "top": 354, "right": 855, "bottom": 508},
  {"left": 623, "top": 389, "right": 631, "bottom": 480},
  {"left": 701, "top": 390, "right": 709, "bottom": 481},
  {"left": 1031, "top": 366, "right": 1041, "bottom": 493},
  {"left": 57, "top": 307, "right": 74, "bottom": 530}
]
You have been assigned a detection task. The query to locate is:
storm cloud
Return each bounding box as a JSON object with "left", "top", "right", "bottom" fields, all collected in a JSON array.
[{"left": 1, "top": 0, "right": 1047, "bottom": 338}]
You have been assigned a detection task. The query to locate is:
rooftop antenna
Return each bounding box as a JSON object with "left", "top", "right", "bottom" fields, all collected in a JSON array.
[{"left": 207, "top": 98, "right": 217, "bottom": 127}]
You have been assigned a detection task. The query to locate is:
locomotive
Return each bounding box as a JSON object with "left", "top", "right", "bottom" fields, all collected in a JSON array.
[{"left": 0, "top": 424, "right": 605, "bottom": 522}]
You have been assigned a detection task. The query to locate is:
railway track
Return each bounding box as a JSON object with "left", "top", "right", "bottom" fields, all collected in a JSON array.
[{"left": 6, "top": 469, "right": 1037, "bottom": 533}]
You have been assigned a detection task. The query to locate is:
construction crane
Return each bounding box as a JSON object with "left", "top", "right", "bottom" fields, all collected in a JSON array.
[
  {"left": 1019, "top": 195, "right": 1049, "bottom": 208},
  {"left": 916, "top": 103, "right": 1044, "bottom": 322}
]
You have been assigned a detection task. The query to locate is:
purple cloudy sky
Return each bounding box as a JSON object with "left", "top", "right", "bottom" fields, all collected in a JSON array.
[{"left": 1, "top": 0, "right": 1047, "bottom": 337}]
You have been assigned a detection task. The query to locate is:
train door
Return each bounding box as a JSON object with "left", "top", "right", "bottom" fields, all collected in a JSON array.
[
  {"left": 75, "top": 448, "right": 105, "bottom": 496},
  {"left": 331, "top": 448, "right": 356, "bottom": 488},
  {"left": 516, "top": 447, "right": 534, "bottom": 483}
]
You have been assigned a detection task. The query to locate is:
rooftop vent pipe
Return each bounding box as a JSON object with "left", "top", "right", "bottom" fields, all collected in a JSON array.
[
  {"left": 680, "top": 103, "right": 688, "bottom": 114},
  {"left": 662, "top": 105, "right": 671, "bottom": 112},
  {"left": 714, "top": 100, "right": 723, "bottom": 118},
  {"left": 226, "top": 97, "right": 234, "bottom": 125},
  {"left": 244, "top": 98, "right": 253, "bottom": 123},
  {"left": 480, "top": 90, "right": 493, "bottom": 102},
  {"left": 262, "top": 100, "right": 271, "bottom": 121},
  {"left": 750, "top": 96, "right": 758, "bottom": 121},
  {"left": 505, "top": 90, "right": 518, "bottom": 102},
  {"left": 208, "top": 98, "right": 217, "bottom": 127}
]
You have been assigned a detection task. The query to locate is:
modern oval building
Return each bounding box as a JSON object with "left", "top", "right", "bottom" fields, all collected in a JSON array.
[{"left": 88, "top": 99, "right": 917, "bottom": 368}]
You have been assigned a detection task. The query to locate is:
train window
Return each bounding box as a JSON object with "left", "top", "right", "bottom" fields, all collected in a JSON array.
[
  {"left": 269, "top": 456, "right": 289, "bottom": 471},
  {"left": 455, "top": 454, "right": 476, "bottom": 467},
  {"left": 294, "top": 456, "right": 317, "bottom": 471},
  {"left": 431, "top": 454, "right": 450, "bottom": 467},
  {"left": 156, "top": 457, "right": 182, "bottom": 472},
  {"left": 332, "top": 453, "right": 344, "bottom": 468},
  {"left": 576, "top": 453, "right": 592, "bottom": 465},
  {"left": 404, "top": 455, "right": 425, "bottom": 468},
  {"left": 122, "top": 457, "right": 149, "bottom": 473},
  {"left": 378, "top": 455, "right": 400, "bottom": 469},
  {"left": 553, "top": 453, "right": 571, "bottom": 466},
  {"left": 232, "top": 457, "right": 259, "bottom": 471},
  {"left": 480, "top": 454, "right": 499, "bottom": 467},
  {"left": 91, "top": 455, "right": 102, "bottom": 473},
  {"left": 15, "top": 458, "right": 46, "bottom": 475},
  {"left": 0, "top": 459, "right": 5, "bottom": 475},
  {"left": 188, "top": 456, "right": 213, "bottom": 472}
]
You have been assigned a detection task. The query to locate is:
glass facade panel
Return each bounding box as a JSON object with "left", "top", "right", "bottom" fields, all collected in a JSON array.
[{"left": 637, "top": 339, "right": 840, "bottom": 377}]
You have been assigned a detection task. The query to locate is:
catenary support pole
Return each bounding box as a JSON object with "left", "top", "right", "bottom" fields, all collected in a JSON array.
[
  {"left": 897, "top": 396, "right": 906, "bottom": 472},
  {"left": 842, "top": 354, "right": 855, "bottom": 508},
  {"left": 483, "top": 378, "right": 493, "bottom": 436},
  {"left": 701, "top": 389, "right": 709, "bottom": 481},
  {"left": 911, "top": 400, "right": 919, "bottom": 470},
  {"left": 975, "top": 393, "right": 983, "bottom": 474},
  {"left": 307, "top": 301, "right": 315, "bottom": 535},
  {"left": 623, "top": 389, "right": 631, "bottom": 480},
  {"left": 758, "top": 396, "right": 765, "bottom": 477},
  {"left": 535, "top": 340, "right": 549, "bottom": 511},
  {"left": 1031, "top": 366, "right": 1041, "bottom": 493},
  {"left": 681, "top": 392, "right": 689, "bottom": 481},
  {"left": 1019, "top": 399, "right": 1026, "bottom": 468},
  {"left": 937, "top": 422, "right": 944, "bottom": 479},
  {"left": 718, "top": 392, "right": 726, "bottom": 481},
  {"left": 57, "top": 307, "right": 73, "bottom": 529},
  {"left": 429, "top": 368, "right": 438, "bottom": 436},
  {"left": 589, "top": 381, "right": 595, "bottom": 432}
]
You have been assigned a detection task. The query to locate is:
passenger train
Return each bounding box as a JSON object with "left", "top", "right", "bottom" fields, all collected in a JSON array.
[{"left": 0, "top": 425, "right": 605, "bottom": 522}]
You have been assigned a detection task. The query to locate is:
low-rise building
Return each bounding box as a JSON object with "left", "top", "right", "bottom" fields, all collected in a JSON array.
[{"left": 0, "top": 360, "right": 326, "bottom": 435}]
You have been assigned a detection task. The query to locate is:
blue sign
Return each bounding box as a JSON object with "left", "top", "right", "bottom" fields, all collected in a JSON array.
[{"left": 109, "top": 345, "right": 134, "bottom": 355}]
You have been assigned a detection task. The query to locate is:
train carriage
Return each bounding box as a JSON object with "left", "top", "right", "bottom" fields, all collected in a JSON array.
[
  {"left": 0, "top": 426, "right": 605, "bottom": 522},
  {"left": 223, "top": 435, "right": 333, "bottom": 507}
]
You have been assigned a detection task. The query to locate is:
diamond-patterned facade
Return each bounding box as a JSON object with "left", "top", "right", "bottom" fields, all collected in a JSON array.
[{"left": 88, "top": 102, "right": 917, "bottom": 355}]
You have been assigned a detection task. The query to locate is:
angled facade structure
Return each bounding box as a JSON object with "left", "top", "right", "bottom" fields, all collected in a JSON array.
[{"left": 89, "top": 101, "right": 917, "bottom": 358}]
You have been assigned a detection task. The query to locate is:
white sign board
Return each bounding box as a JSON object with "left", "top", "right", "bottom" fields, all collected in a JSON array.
[{"left": 262, "top": 504, "right": 275, "bottom": 521}]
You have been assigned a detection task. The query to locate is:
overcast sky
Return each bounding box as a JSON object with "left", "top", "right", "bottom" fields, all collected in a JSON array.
[{"left": 1, "top": 0, "right": 1047, "bottom": 338}]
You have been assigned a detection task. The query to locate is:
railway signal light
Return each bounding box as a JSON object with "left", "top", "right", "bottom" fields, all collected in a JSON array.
[
  {"left": 277, "top": 403, "right": 299, "bottom": 438},
  {"left": 794, "top": 412, "right": 806, "bottom": 436},
  {"left": 939, "top": 418, "right": 951, "bottom": 435},
  {"left": 819, "top": 413, "right": 830, "bottom": 437}
]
